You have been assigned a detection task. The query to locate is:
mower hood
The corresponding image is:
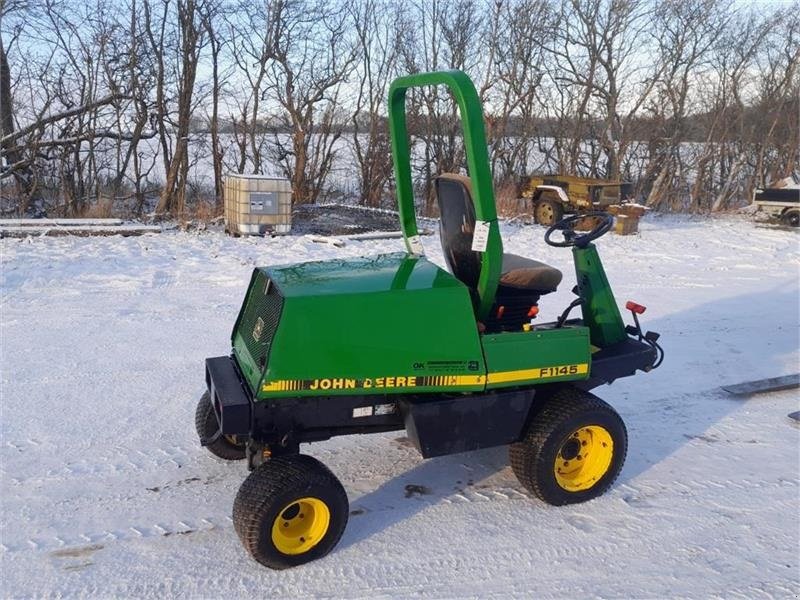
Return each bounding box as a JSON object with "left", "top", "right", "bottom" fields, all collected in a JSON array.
[{"left": 230, "top": 253, "right": 487, "bottom": 398}]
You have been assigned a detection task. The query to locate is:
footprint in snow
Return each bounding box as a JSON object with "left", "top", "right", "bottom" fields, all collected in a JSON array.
[{"left": 565, "top": 514, "right": 597, "bottom": 533}]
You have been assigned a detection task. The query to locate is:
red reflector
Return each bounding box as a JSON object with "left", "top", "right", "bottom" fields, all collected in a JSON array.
[
  {"left": 497, "top": 306, "right": 505, "bottom": 318},
  {"left": 527, "top": 306, "right": 540, "bottom": 318},
  {"left": 626, "top": 301, "right": 646, "bottom": 314}
]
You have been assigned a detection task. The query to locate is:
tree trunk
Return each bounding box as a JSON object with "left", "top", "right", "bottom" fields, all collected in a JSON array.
[
  {"left": 155, "top": 0, "right": 201, "bottom": 216},
  {"left": 1, "top": 36, "right": 32, "bottom": 213}
]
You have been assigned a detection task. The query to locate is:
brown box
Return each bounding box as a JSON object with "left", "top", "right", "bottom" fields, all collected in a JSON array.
[
  {"left": 224, "top": 175, "right": 292, "bottom": 235},
  {"left": 614, "top": 214, "right": 639, "bottom": 235}
]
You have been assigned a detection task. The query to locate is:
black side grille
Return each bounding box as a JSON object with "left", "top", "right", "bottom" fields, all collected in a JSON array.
[{"left": 239, "top": 271, "right": 283, "bottom": 371}]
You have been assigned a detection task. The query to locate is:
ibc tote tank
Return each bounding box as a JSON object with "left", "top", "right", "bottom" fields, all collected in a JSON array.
[{"left": 224, "top": 174, "right": 292, "bottom": 235}]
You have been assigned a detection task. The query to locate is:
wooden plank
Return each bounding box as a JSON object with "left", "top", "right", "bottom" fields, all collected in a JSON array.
[
  {"left": 0, "top": 218, "right": 124, "bottom": 226},
  {"left": 346, "top": 229, "right": 434, "bottom": 241},
  {"left": 0, "top": 225, "right": 161, "bottom": 238},
  {"left": 721, "top": 374, "right": 800, "bottom": 396},
  {"left": 309, "top": 235, "right": 346, "bottom": 247}
]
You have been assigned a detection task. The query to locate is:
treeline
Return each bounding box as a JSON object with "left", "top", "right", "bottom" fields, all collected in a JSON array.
[{"left": 1, "top": 0, "right": 798, "bottom": 218}]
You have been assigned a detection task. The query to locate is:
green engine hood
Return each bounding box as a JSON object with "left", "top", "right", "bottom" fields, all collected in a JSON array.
[
  {"left": 231, "top": 253, "right": 487, "bottom": 399},
  {"left": 265, "top": 252, "right": 465, "bottom": 297}
]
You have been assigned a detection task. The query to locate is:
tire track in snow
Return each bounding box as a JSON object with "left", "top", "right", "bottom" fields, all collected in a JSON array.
[
  {"left": 0, "top": 516, "right": 233, "bottom": 553},
  {"left": 617, "top": 475, "right": 799, "bottom": 501},
  {"left": 6, "top": 474, "right": 794, "bottom": 556},
  {"left": 3, "top": 442, "right": 203, "bottom": 485},
  {"left": 0, "top": 484, "right": 532, "bottom": 555}
]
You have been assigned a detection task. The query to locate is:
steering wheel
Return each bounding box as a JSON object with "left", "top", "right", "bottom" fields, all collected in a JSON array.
[{"left": 544, "top": 211, "right": 614, "bottom": 248}]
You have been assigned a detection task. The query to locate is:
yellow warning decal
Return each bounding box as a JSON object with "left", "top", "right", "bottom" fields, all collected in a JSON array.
[
  {"left": 487, "top": 363, "right": 589, "bottom": 385},
  {"left": 262, "top": 374, "right": 486, "bottom": 393}
]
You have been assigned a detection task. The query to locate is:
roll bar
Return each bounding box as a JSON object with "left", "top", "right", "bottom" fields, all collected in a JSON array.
[{"left": 388, "top": 70, "right": 502, "bottom": 319}]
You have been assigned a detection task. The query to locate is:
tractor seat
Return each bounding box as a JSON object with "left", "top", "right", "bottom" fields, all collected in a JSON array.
[
  {"left": 434, "top": 172, "right": 562, "bottom": 294},
  {"left": 501, "top": 254, "right": 562, "bottom": 292}
]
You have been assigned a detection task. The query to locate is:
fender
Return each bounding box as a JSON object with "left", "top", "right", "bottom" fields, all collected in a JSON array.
[{"left": 533, "top": 185, "right": 570, "bottom": 204}]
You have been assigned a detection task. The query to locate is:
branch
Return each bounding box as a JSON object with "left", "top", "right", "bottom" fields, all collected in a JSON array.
[
  {"left": 1, "top": 93, "right": 129, "bottom": 147},
  {"left": 0, "top": 157, "right": 34, "bottom": 179},
  {"left": 29, "top": 128, "right": 159, "bottom": 148}
]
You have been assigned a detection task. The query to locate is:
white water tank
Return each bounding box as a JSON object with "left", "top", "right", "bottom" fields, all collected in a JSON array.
[{"left": 224, "top": 174, "right": 292, "bottom": 235}]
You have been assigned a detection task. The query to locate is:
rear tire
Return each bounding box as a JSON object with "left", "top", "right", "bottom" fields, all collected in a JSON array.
[
  {"left": 780, "top": 208, "right": 799, "bottom": 227},
  {"left": 533, "top": 195, "right": 564, "bottom": 226},
  {"left": 195, "top": 391, "right": 246, "bottom": 461},
  {"left": 509, "top": 387, "right": 627, "bottom": 505},
  {"left": 233, "top": 454, "right": 349, "bottom": 569}
]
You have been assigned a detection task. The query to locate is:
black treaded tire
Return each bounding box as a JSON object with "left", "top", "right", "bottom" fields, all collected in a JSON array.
[
  {"left": 195, "top": 391, "right": 246, "bottom": 461},
  {"left": 533, "top": 195, "right": 564, "bottom": 225},
  {"left": 509, "top": 386, "right": 627, "bottom": 505},
  {"left": 233, "top": 454, "right": 349, "bottom": 569},
  {"left": 780, "top": 208, "right": 799, "bottom": 227}
]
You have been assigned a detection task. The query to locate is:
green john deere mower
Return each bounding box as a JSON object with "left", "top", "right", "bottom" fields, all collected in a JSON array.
[{"left": 196, "top": 70, "right": 663, "bottom": 569}]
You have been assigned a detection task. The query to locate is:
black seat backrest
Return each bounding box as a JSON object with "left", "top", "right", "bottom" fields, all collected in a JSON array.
[{"left": 435, "top": 174, "right": 481, "bottom": 289}]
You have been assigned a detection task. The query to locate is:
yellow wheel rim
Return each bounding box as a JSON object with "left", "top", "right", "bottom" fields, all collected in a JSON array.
[
  {"left": 270, "top": 497, "right": 330, "bottom": 555},
  {"left": 537, "top": 202, "right": 554, "bottom": 223},
  {"left": 554, "top": 425, "right": 614, "bottom": 492}
]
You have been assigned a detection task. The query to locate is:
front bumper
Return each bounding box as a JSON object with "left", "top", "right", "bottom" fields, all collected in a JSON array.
[
  {"left": 578, "top": 337, "right": 658, "bottom": 390},
  {"left": 205, "top": 356, "right": 252, "bottom": 436}
]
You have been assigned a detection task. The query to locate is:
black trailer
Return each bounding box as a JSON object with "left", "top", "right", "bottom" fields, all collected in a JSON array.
[{"left": 753, "top": 178, "right": 800, "bottom": 227}]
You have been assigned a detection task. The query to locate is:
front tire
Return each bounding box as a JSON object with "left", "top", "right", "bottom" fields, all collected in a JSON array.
[
  {"left": 233, "top": 454, "right": 349, "bottom": 569},
  {"left": 195, "top": 391, "right": 246, "bottom": 461},
  {"left": 533, "top": 195, "right": 564, "bottom": 225},
  {"left": 509, "top": 387, "right": 627, "bottom": 505}
]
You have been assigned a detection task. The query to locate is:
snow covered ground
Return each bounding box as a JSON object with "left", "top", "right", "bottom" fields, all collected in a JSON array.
[{"left": 1, "top": 214, "right": 798, "bottom": 598}]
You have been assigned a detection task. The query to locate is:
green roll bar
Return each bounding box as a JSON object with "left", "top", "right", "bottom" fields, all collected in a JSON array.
[{"left": 388, "top": 70, "right": 503, "bottom": 320}]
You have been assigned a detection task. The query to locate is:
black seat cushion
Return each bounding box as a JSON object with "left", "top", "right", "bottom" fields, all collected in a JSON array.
[{"left": 500, "top": 254, "right": 562, "bottom": 292}]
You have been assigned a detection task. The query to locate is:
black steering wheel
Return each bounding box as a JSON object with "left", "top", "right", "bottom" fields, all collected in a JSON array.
[{"left": 544, "top": 211, "right": 614, "bottom": 248}]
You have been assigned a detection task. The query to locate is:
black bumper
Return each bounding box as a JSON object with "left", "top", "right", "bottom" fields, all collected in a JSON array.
[
  {"left": 205, "top": 356, "right": 252, "bottom": 435},
  {"left": 579, "top": 337, "right": 658, "bottom": 390}
]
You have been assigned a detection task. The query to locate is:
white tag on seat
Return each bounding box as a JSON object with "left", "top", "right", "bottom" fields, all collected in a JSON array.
[{"left": 471, "top": 220, "right": 490, "bottom": 252}]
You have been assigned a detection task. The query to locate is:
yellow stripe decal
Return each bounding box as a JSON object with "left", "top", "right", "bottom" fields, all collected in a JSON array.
[
  {"left": 261, "top": 366, "right": 585, "bottom": 393},
  {"left": 261, "top": 374, "right": 487, "bottom": 393},
  {"left": 487, "top": 363, "right": 588, "bottom": 384}
]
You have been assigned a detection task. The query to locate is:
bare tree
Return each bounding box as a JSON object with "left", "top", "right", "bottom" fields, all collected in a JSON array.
[
  {"left": 545, "top": 0, "right": 602, "bottom": 175},
  {"left": 1, "top": 0, "right": 145, "bottom": 216},
  {"left": 1, "top": 0, "right": 36, "bottom": 210},
  {"left": 751, "top": 7, "right": 800, "bottom": 188},
  {"left": 396, "top": 0, "right": 484, "bottom": 215},
  {"left": 261, "top": 0, "right": 357, "bottom": 204},
  {"left": 348, "top": 0, "right": 396, "bottom": 207},
  {"left": 154, "top": 0, "right": 206, "bottom": 215},
  {"left": 142, "top": 0, "right": 172, "bottom": 181},
  {"left": 484, "top": 0, "right": 557, "bottom": 182},
  {"left": 227, "top": 0, "right": 274, "bottom": 175},
  {"left": 642, "top": 0, "right": 727, "bottom": 210},
  {"left": 201, "top": 0, "right": 229, "bottom": 209}
]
